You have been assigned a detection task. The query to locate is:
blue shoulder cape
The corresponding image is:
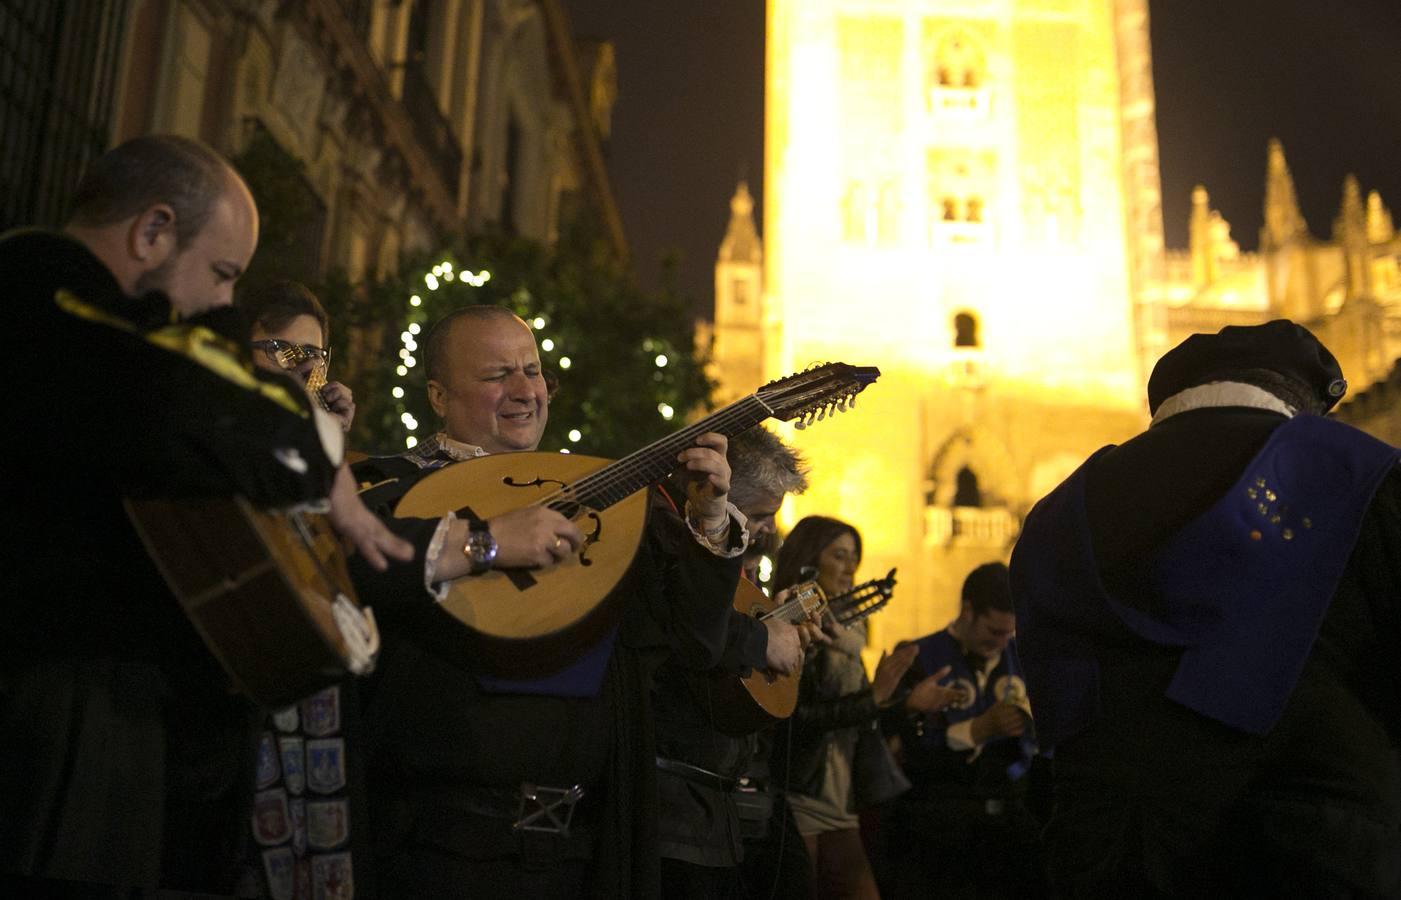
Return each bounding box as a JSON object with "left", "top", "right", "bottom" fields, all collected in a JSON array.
[{"left": 1012, "top": 414, "right": 1398, "bottom": 748}]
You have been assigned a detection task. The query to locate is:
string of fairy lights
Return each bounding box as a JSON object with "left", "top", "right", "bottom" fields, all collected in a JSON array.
[{"left": 390, "top": 258, "right": 679, "bottom": 452}]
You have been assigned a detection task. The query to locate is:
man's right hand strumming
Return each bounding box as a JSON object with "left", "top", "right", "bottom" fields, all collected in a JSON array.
[{"left": 488, "top": 506, "right": 584, "bottom": 568}]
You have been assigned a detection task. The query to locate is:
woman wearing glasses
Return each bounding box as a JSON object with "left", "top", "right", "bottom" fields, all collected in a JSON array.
[{"left": 240, "top": 280, "right": 355, "bottom": 432}]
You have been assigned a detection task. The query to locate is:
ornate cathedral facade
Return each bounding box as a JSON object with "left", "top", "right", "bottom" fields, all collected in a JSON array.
[{"left": 706, "top": 0, "right": 1401, "bottom": 648}]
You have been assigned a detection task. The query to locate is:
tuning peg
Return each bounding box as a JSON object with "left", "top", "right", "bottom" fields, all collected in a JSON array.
[{"left": 794, "top": 417, "right": 807, "bottom": 430}]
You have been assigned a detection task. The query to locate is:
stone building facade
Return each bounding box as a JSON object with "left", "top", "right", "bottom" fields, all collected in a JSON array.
[
  {"left": 709, "top": 0, "right": 1400, "bottom": 649},
  {"left": 2, "top": 0, "right": 624, "bottom": 277}
]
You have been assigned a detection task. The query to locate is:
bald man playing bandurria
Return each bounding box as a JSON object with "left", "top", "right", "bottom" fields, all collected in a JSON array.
[{"left": 350, "top": 306, "right": 748, "bottom": 898}]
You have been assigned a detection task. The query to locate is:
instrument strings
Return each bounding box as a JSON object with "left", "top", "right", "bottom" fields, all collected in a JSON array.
[
  {"left": 531, "top": 377, "right": 846, "bottom": 511},
  {"left": 533, "top": 394, "right": 772, "bottom": 512}
]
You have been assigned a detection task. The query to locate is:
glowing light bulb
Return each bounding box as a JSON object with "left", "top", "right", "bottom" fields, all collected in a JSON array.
[
  {"left": 425, "top": 273, "right": 439, "bottom": 290},
  {"left": 657, "top": 403, "right": 675, "bottom": 421},
  {"left": 392, "top": 386, "right": 405, "bottom": 399},
  {"left": 396, "top": 365, "right": 408, "bottom": 376},
  {"left": 655, "top": 354, "right": 669, "bottom": 368},
  {"left": 404, "top": 356, "right": 416, "bottom": 368},
  {"left": 532, "top": 316, "right": 546, "bottom": 329},
  {"left": 410, "top": 295, "right": 422, "bottom": 307},
  {"left": 559, "top": 356, "right": 572, "bottom": 370},
  {"left": 408, "top": 323, "right": 421, "bottom": 335},
  {"left": 541, "top": 338, "right": 555, "bottom": 352},
  {"left": 568, "top": 429, "right": 582, "bottom": 442},
  {"left": 406, "top": 436, "right": 418, "bottom": 449}
]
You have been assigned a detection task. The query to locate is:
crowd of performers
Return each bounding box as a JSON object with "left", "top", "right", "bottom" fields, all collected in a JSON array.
[{"left": 3, "top": 135, "right": 1399, "bottom": 899}]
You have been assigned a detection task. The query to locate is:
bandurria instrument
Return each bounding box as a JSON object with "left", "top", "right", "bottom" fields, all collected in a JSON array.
[
  {"left": 829, "top": 568, "right": 897, "bottom": 627},
  {"left": 394, "top": 362, "right": 880, "bottom": 677},
  {"left": 703, "top": 578, "right": 826, "bottom": 735},
  {"left": 704, "top": 568, "right": 897, "bottom": 734}
]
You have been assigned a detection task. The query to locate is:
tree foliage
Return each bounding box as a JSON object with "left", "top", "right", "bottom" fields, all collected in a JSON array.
[
  {"left": 353, "top": 224, "right": 714, "bottom": 457},
  {"left": 233, "top": 130, "right": 714, "bottom": 459}
]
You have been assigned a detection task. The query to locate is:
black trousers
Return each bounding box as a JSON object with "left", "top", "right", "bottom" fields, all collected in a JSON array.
[
  {"left": 738, "top": 793, "right": 813, "bottom": 900},
  {"left": 661, "top": 858, "right": 744, "bottom": 900}
]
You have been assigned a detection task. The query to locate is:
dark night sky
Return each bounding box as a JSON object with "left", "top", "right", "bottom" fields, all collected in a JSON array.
[{"left": 564, "top": 0, "right": 1401, "bottom": 316}]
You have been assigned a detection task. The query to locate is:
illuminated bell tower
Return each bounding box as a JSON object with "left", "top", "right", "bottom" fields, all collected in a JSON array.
[
  {"left": 711, "top": 181, "right": 767, "bottom": 405},
  {"left": 747, "top": 0, "right": 1165, "bottom": 648}
]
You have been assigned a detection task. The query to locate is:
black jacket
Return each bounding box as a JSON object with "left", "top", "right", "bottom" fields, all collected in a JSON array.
[
  {"left": 1020, "top": 406, "right": 1401, "bottom": 897},
  {"left": 350, "top": 457, "right": 743, "bottom": 898},
  {"left": 0, "top": 230, "right": 339, "bottom": 892}
]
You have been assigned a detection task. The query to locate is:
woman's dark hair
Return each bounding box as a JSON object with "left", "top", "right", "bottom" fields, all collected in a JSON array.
[
  {"left": 238, "top": 280, "right": 329, "bottom": 345},
  {"left": 773, "top": 515, "right": 862, "bottom": 592}
]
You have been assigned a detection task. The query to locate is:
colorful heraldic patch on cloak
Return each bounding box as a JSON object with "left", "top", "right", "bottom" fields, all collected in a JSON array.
[
  {"left": 252, "top": 684, "right": 355, "bottom": 899},
  {"left": 256, "top": 731, "right": 282, "bottom": 790},
  {"left": 301, "top": 686, "right": 341, "bottom": 737},
  {"left": 307, "top": 738, "right": 347, "bottom": 794},
  {"left": 312, "top": 852, "right": 354, "bottom": 900},
  {"left": 262, "top": 847, "right": 296, "bottom": 900}
]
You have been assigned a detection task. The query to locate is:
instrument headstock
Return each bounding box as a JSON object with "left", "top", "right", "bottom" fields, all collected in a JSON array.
[
  {"left": 831, "top": 568, "right": 897, "bottom": 626},
  {"left": 760, "top": 579, "right": 828, "bottom": 625},
  {"left": 755, "top": 362, "right": 880, "bottom": 430}
]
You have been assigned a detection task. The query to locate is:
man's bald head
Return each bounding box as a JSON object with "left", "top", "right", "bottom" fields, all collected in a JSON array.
[
  {"left": 65, "top": 135, "right": 258, "bottom": 315},
  {"left": 424, "top": 305, "right": 526, "bottom": 384},
  {"left": 68, "top": 135, "right": 241, "bottom": 249},
  {"left": 425, "top": 306, "right": 549, "bottom": 453}
]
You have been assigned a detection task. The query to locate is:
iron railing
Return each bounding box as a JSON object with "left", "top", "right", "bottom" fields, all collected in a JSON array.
[{"left": 0, "top": 0, "right": 129, "bottom": 230}]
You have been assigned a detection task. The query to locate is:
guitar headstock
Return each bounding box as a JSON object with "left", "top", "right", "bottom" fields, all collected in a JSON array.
[
  {"left": 755, "top": 362, "right": 880, "bottom": 430},
  {"left": 832, "top": 568, "right": 897, "bottom": 626},
  {"left": 759, "top": 578, "right": 828, "bottom": 625}
]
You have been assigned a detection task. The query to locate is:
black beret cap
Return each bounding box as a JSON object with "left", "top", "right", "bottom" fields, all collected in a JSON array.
[{"left": 1147, "top": 319, "right": 1347, "bottom": 415}]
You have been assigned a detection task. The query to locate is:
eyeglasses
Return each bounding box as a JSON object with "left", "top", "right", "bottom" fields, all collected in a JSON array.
[{"left": 251, "top": 339, "right": 331, "bottom": 370}]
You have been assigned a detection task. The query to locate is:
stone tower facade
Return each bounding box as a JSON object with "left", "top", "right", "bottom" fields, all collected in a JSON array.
[
  {"left": 712, "top": 2, "right": 1401, "bottom": 651},
  {"left": 710, "top": 182, "right": 767, "bottom": 406},
  {"left": 739, "top": 0, "right": 1167, "bottom": 647}
]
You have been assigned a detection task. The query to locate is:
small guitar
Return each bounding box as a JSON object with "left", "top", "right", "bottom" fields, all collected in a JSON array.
[
  {"left": 829, "top": 568, "right": 898, "bottom": 627},
  {"left": 125, "top": 497, "right": 380, "bottom": 709},
  {"left": 702, "top": 578, "right": 827, "bottom": 736},
  {"left": 702, "top": 569, "right": 897, "bottom": 734},
  {"left": 394, "top": 362, "right": 880, "bottom": 677}
]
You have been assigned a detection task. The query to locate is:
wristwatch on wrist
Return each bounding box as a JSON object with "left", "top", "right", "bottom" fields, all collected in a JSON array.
[{"left": 463, "top": 521, "right": 497, "bottom": 575}]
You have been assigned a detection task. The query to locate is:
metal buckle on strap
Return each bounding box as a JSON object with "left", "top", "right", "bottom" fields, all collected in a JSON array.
[{"left": 513, "top": 782, "right": 585, "bottom": 837}]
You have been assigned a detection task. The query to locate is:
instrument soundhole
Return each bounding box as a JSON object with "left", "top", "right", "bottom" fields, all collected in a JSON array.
[
  {"left": 578, "top": 511, "right": 603, "bottom": 566},
  {"left": 504, "top": 475, "right": 568, "bottom": 492}
]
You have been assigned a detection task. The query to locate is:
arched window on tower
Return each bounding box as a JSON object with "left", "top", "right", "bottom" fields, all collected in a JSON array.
[
  {"left": 935, "top": 34, "right": 984, "bottom": 89},
  {"left": 928, "top": 31, "right": 989, "bottom": 118},
  {"left": 953, "top": 466, "right": 982, "bottom": 507},
  {"left": 954, "top": 311, "right": 980, "bottom": 348}
]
